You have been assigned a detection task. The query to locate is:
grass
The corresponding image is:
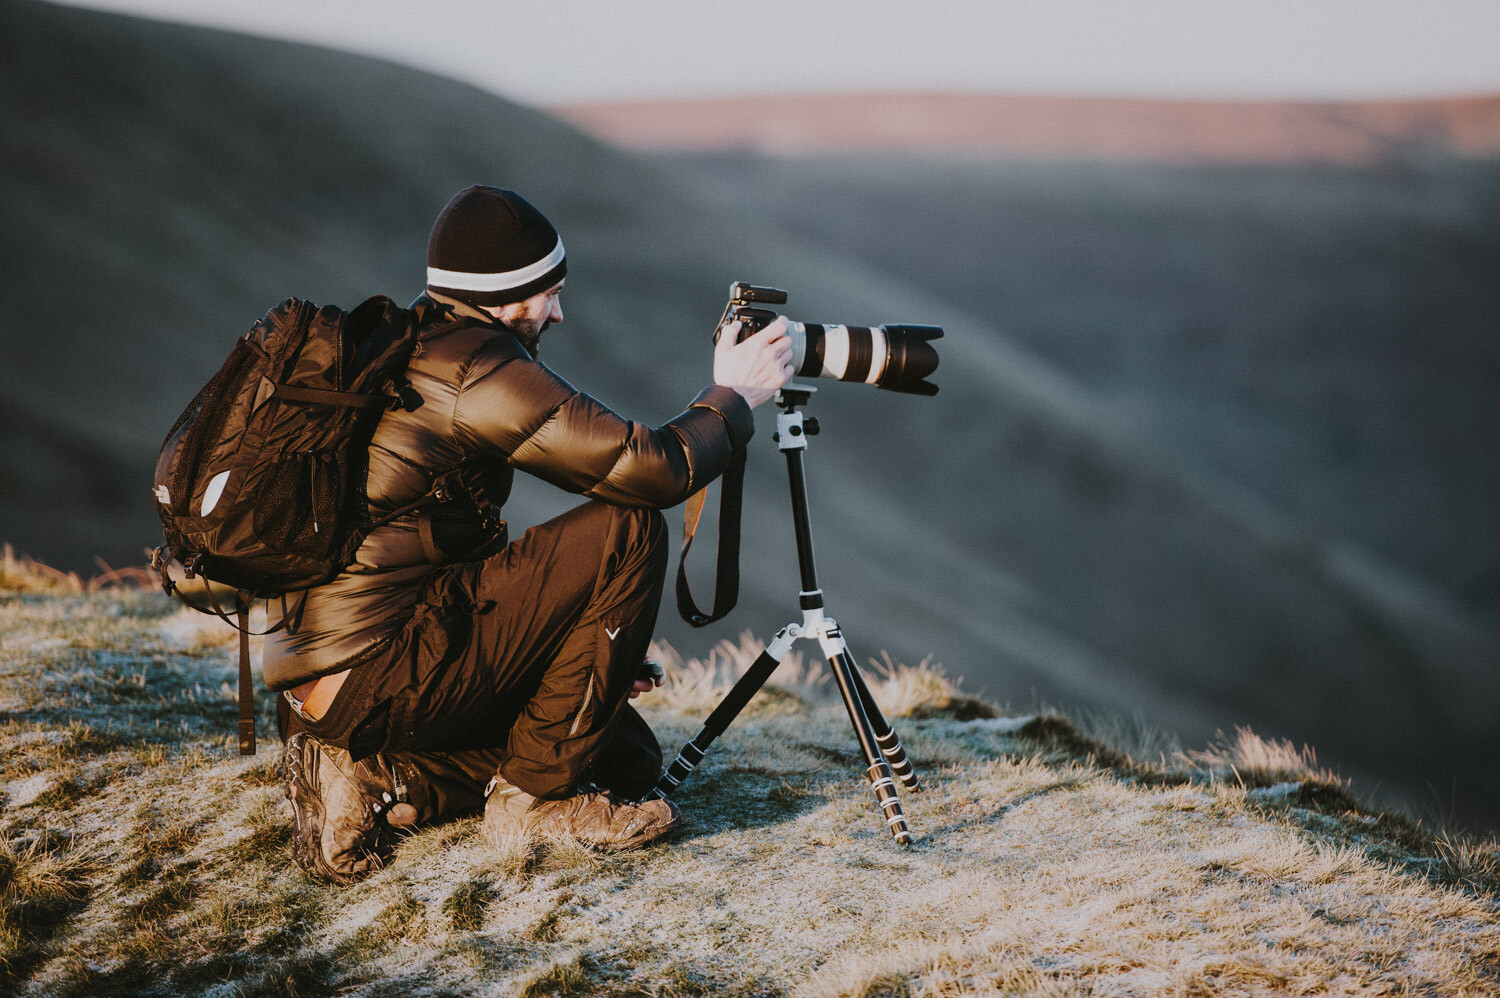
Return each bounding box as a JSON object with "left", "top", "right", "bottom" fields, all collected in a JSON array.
[{"left": 2, "top": 570, "right": 1497, "bottom": 995}]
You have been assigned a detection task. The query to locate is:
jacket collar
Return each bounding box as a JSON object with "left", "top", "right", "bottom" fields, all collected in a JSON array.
[
  {"left": 410, "top": 291, "right": 537, "bottom": 357},
  {"left": 412, "top": 290, "right": 500, "bottom": 327}
]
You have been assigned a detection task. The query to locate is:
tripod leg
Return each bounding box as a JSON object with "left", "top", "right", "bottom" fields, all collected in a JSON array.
[
  {"left": 647, "top": 626, "right": 796, "bottom": 800},
  {"left": 846, "top": 658, "right": 922, "bottom": 793},
  {"left": 822, "top": 630, "right": 913, "bottom": 845}
]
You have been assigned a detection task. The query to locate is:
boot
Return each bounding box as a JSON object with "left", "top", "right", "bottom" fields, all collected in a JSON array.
[
  {"left": 482, "top": 775, "right": 679, "bottom": 851},
  {"left": 281, "top": 733, "right": 419, "bottom": 885}
]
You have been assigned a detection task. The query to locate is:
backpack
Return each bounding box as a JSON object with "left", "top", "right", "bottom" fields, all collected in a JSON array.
[{"left": 151, "top": 295, "right": 445, "bottom": 755}]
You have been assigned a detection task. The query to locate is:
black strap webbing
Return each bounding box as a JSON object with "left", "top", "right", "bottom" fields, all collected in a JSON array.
[
  {"left": 237, "top": 601, "right": 255, "bottom": 755},
  {"left": 270, "top": 383, "right": 394, "bottom": 409},
  {"left": 675, "top": 446, "right": 747, "bottom": 627}
]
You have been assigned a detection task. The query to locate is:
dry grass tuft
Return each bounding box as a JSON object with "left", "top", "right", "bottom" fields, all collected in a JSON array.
[
  {"left": 0, "top": 836, "right": 91, "bottom": 984},
  {"left": 480, "top": 819, "right": 541, "bottom": 882},
  {"left": 1432, "top": 828, "right": 1500, "bottom": 895},
  {"left": 1012, "top": 711, "right": 1147, "bottom": 776},
  {"left": 649, "top": 636, "right": 995, "bottom": 723},
  {"left": 1185, "top": 725, "right": 1348, "bottom": 790},
  {"left": 443, "top": 878, "right": 494, "bottom": 932},
  {"left": 0, "top": 545, "right": 153, "bottom": 595},
  {"left": 867, "top": 652, "right": 997, "bottom": 720},
  {"left": 649, "top": 630, "right": 826, "bottom": 714},
  {"left": 0, "top": 546, "right": 84, "bottom": 596}
]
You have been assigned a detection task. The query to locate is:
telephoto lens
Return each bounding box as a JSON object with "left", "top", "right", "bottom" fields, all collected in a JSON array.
[
  {"left": 714, "top": 282, "right": 943, "bottom": 395},
  {"left": 789, "top": 322, "right": 943, "bottom": 396}
]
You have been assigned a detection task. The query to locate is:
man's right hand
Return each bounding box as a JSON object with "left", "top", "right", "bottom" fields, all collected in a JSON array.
[{"left": 714, "top": 317, "right": 794, "bottom": 409}]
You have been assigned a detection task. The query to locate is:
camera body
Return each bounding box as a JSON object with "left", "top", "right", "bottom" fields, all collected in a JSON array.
[{"left": 713, "top": 282, "right": 942, "bottom": 396}]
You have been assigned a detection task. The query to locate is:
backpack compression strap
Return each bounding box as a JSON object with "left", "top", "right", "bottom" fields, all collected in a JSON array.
[
  {"left": 675, "top": 445, "right": 747, "bottom": 627},
  {"left": 237, "top": 600, "right": 255, "bottom": 755},
  {"left": 269, "top": 384, "right": 398, "bottom": 409},
  {"left": 153, "top": 554, "right": 290, "bottom": 757}
]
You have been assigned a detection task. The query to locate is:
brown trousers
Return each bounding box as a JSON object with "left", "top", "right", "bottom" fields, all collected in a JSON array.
[{"left": 283, "top": 500, "right": 669, "bottom": 823}]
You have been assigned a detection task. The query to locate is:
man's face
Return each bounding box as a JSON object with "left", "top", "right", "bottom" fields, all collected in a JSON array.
[{"left": 486, "top": 282, "right": 564, "bottom": 355}]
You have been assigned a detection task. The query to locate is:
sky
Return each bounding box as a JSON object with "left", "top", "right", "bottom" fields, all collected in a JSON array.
[{"left": 56, "top": 0, "right": 1500, "bottom": 106}]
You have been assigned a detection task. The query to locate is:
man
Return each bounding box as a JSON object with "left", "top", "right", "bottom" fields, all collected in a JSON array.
[{"left": 268, "top": 185, "right": 792, "bottom": 884}]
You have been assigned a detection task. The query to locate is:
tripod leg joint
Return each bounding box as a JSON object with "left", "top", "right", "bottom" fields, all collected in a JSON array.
[{"left": 766, "top": 624, "right": 798, "bottom": 660}]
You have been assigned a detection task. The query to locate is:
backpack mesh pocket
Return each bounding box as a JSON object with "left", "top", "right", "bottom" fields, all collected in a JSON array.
[{"left": 253, "top": 451, "right": 345, "bottom": 556}]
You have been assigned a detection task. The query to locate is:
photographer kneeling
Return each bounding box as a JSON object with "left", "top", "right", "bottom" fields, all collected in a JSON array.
[{"left": 271, "top": 185, "right": 792, "bottom": 884}]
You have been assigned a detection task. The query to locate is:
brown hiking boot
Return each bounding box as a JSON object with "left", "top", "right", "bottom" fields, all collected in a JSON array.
[
  {"left": 482, "top": 777, "right": 679, "bottom": 851},
  {"left": 281, "top": 733, "right": 418, "bottom": 885}
]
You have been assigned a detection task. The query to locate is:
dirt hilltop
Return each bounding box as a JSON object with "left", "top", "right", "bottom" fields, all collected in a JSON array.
[{"left": 1, "top": 580, "right": 1496, "bottom": 995}]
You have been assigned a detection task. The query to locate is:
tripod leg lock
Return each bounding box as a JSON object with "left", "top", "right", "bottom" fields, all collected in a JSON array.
[
  {"left": 815, "top": 619, "right": 848, "bottom": 659},
  {"left": 648, "top": 738, "right": 707, "bottom": 799},
  {"left": 867, "top": 763, "right": 913, "bottom": 845},
  {"left": 877, "top": 728, "right": 923, "bottom": 792}
]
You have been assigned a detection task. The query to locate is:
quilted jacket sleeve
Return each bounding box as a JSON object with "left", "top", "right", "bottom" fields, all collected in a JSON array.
[{"left": 450, "top": 346, "right": 754, "bottom": 509}]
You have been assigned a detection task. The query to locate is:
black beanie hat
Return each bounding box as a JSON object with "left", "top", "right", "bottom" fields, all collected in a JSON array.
[{"left": 427, "top": 186, "right": 566, "bottom": 306}]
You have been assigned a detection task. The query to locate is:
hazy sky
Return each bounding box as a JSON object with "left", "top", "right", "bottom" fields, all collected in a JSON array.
[{"left": 59, "top": 0, "right": 1500, "bottom": 105}]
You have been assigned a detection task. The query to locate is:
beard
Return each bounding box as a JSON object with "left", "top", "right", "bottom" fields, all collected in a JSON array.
[{"left": 515, "top": 319, "right": 550, "bottom": 358}]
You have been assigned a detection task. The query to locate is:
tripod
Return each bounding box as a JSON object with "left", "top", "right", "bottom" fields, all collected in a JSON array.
[{"left": 647, "top": 385, "right": 922, "bottom": 844}]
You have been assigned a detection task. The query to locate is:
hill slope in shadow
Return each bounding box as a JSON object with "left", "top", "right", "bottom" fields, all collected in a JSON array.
[
  {"left": 661, "top": 152, "right": 1500, "bottom": 633},
  {"left": 1, "top": 0, "right": 1496, "bottom": 828}
]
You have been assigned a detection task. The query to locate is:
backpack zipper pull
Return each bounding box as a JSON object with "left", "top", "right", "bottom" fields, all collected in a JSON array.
[{"left": 310, "top": 456, "right": 320, "bottom": 533}]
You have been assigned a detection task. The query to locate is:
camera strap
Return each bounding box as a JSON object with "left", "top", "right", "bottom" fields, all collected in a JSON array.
[{"left": 675, "top": 445, "right": 747, "bottom": 627}]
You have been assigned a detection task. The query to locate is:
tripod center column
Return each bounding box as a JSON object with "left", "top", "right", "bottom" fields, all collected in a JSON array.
[{"left": 777, "top": 407, "right": 823, "bottom": 601}]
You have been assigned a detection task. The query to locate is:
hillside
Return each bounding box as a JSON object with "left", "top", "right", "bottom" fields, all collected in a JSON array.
[
  {"left": 2, "top": 580, "right": 1497, "bottom": 995},
  {"left": 1, "top": 0, "right": 1497, "bottom": 830},
  {"left": 659, "top": 151, "right": 1500, "bottom": 634}
]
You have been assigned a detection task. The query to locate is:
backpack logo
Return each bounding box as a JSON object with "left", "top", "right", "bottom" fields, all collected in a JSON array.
[
  {"left": 605, "top": 626, "right": 620, "bottom": 640},
  {"left": 200, "top": 470, "right": 231, "bottom": 516},
  {"left": 153, "top": 485, "right": 171, "bottom": 505}
]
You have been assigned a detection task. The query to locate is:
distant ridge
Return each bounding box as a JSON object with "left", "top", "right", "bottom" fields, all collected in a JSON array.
[{"left": 555, "top": 93, "right": 1500, "bottom": 161}]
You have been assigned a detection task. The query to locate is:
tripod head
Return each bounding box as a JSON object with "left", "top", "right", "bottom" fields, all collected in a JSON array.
[{"left": 775, "top": 383, "right": 817, "bottom": 412}]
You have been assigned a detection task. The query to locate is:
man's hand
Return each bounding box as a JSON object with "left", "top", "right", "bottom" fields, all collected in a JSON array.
[
  {"left": 714, "top": 316, "right": 794, "bottom": 409},
  {"left": 629, "top": 659, "right": 665, "bottom": 700},
  {"left": 627, "top": 677, "right": 657, "bottom": 699}
]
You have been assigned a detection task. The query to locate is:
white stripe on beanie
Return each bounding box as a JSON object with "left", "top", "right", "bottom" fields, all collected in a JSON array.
[{"left": 427, "top": 237, "right": 564, "bottom": 293}]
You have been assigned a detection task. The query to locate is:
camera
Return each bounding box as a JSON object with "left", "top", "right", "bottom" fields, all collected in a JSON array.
[{"left": 712, "top": 282, "right": 942, "bottom": 396}]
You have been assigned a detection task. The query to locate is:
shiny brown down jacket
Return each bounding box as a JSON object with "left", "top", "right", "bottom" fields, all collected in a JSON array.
[{"left": 261, "top": 295, "right": 754, "bottom": 690}]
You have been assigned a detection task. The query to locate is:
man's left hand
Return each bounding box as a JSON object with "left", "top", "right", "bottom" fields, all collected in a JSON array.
[
  {"left": 628, "top": 676, "right": 661, "bottom": 699},
  {"left": 629, "top": 660, "right": 666, "bottom": 699}
]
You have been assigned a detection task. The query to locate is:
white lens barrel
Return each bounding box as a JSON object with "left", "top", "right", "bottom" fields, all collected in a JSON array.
[
  {"left": 822, "top": 325, "right": 851, "bottom": 379},
  {"left": 792, "top": 322, "right": 886, "bottom": 384},
  {"left": 863, "top": 326, "right": 887, "bottom": 385}
]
